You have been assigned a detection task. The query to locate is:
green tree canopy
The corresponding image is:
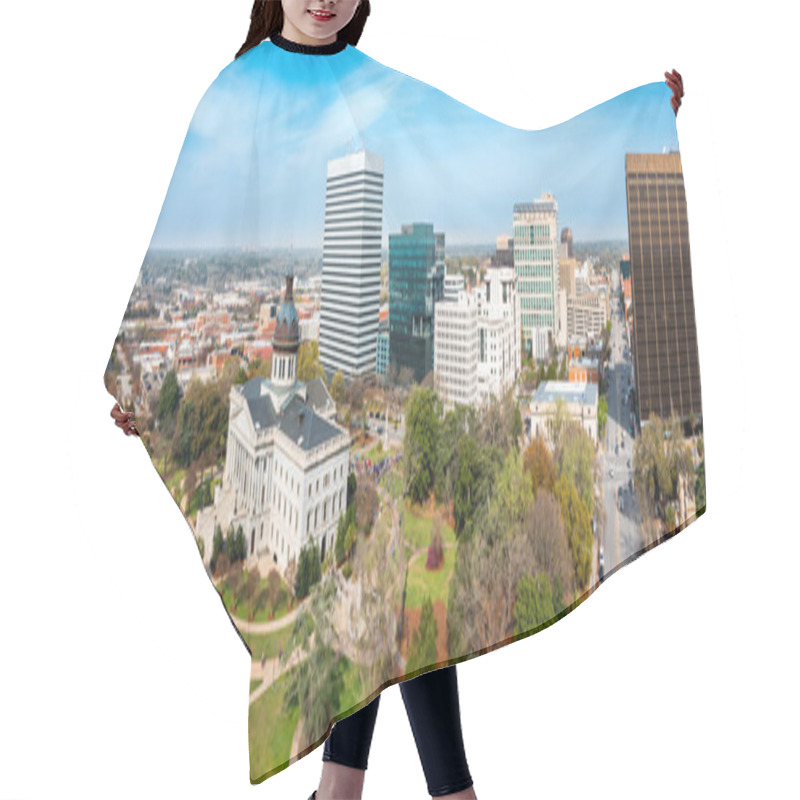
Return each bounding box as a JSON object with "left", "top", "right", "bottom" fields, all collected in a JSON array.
[
  {"left": 514, "top": 572, "right": 556, "bottom": 636},
  {"left": 403, "top": 386, "right": 442, "bottom": 504}
]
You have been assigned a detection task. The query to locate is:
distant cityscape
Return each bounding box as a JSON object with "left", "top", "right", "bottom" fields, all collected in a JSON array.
[{"left": 104, "top": 143, "right": 705, "bottom": 778}]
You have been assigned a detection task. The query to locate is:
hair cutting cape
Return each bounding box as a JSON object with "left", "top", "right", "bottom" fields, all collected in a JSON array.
[{"left": 103, "top": 34, "right": 705, "bottom": 785}]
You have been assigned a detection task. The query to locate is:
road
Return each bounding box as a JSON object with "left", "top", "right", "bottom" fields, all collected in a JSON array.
[{"left": 600, "top": 269, "right": 643, "bottom": 574}]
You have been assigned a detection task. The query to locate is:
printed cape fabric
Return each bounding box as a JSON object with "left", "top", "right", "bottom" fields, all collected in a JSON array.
[{"left": 103, "top": 35, "right": 706, "bottom": 785}]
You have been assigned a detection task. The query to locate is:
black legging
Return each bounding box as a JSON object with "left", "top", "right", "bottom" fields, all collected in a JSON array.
[{"left": 322, "top": 664, "right": 474, "bottom": 797}]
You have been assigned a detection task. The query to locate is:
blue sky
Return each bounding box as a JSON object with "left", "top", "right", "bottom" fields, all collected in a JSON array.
[{"left": 149, "top": 40, "right": 679, "bottom": 250}]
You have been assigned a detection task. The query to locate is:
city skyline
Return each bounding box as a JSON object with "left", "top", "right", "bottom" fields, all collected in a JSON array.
[{"left": 146, "top": 44, "right": 678, "bottom": 248}]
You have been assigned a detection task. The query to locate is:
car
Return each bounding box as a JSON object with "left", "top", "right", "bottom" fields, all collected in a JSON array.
[
  {"left": 615, "top": 444, "right": 619, "bottom": 455},
  {"left": 599, "top": 546, "right": 605, "bottom": 582},
  {"left": 609, "top": 466, "right": 615, "bottom": 478},
  {"left": 627, "top": 459, "right": 632, "bottom": 468}
]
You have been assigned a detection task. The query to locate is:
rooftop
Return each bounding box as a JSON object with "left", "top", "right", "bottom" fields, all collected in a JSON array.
[{"left": 531, "top": 380, "right": 598, "bottom": 406}]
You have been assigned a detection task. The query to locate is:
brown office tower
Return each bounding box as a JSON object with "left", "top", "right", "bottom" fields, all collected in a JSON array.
[{"left": 626, "top": 152, "right": 702, "bottom": 431}]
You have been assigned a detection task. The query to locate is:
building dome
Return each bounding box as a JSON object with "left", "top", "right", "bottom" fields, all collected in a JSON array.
[{"left": 274, "top": 274, "right": 300, "bottom": 352}]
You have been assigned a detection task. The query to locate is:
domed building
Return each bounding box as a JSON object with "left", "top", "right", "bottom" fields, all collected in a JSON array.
[{"left": 196, "top": 273, "right": 351, "bottom": 575}]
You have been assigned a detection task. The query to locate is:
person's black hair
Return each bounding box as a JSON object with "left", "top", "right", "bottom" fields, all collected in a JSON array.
[{"left": 236, "top": 1, "right": 371, "bottom": 59}]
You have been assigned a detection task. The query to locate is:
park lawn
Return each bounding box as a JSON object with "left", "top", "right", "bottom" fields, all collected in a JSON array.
[
  {"left": 403, "top": 501, "right": 457, "bottom": 550},
  {"left": 243, "top": 625, "right": 294, "bottom": 662},
  {"left": 333, "top": 656, "right": 367, "bottom": 722},
  {"left": 386, "top": 470, "right": 403, "bottom": 500},
  {"left": 249, "top": 655, "right": 365, "bottom": 782},
  {"left": 250, "top": 679, "right": 262, "bottom": 694},
  {"left": 405, "top": 543, "right": 456, "bottom": 610},
  {"left": 248, "top": 669, "right": 299, "bottom": 781}
]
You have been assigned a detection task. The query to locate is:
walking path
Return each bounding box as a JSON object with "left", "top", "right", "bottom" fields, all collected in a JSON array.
[
  {"left": 249, "top": 636, "right": 311, "bottom": 705},
  {"left": 232, "top": 601, "right": 303, "bottom": 634}
]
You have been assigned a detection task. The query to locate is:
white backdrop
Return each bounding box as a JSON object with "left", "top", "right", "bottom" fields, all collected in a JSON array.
[{"left": 1, "top": 1, "right": 796, "bottom": 798}]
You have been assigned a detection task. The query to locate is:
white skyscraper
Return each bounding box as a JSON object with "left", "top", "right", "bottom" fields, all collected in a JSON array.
[
  {"left": 434, "top": 267, "right": 521, "bottom": 411},
  {"left": 513, "top": 191, "right": 560, "bottom": 360},
  {"left": 434, "top": 291, "right": 479, "bottom": 410},
  {"left": 477, "top": 265, "right": 521, "bottom": 405},
  {"left": 319, "top": 149, "right": 384, "bottom": 378}
]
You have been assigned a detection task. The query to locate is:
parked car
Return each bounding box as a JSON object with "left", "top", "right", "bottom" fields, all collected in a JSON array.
[{"left": 599, "top": 546, "right": 605, "bottom": 582}]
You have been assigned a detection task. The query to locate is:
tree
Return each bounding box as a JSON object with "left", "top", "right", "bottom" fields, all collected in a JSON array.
[
  {"left": 487, "top": 447, "right": 533, "bottom": 546},
  {"left": 347, "top": 377, "right": 366, "bottom": 413},
  {"left": 330, "top": 371, "right": 346, "bottom": 404},
  {"left": 226, "top": 565, "right": 245, "bottom": 610},
  {"left": 406, "top": 595, "right": 439, "bottom": 673},
  {"left": 695, "top": 460, "right": 706, "bottom": 510},
  {"left": 172, "top": 376, "right": 228, "bottom": 469},
  {"left": 546, "top": 397, "right": 570, "bottom": 451},
  {"left": 398, "top": 366, "right": 415, "bottom": 389},
  {"left": 598, "top": 394, "right": 608, "bottom": 438},
  {"left": 454, "top": 435, "right": 482, "bottom": 537},
  {"left": 241, "top": 567, "right": 262, "bottom": 620},
  {"left": 355, "top": 480, "right": 379, "bottom": 535},
  {"left": 282, "top": 575, "right": 346, "bottom": 751},
  {"left": 523, "top": 489, "right": 573, "bottom": 600},
  {"left": 634, "top": 414, "right": 693, "bottom": 522},
  {"left": 210, "top": 523, "right": 224, "bottom": 574},
  {"left": 514, "top": 572, "right": 556, "bottom": 635},
  {"left": 426, "top": 516, "right": 445, "bottom": 570},
  {"left": 557, "top": 423, "right": 595, "bottom": 516},
  {"left": 295, "top": 542, "right": 322, "bottom": 599},
  {"left": 554, "top": 475, "right": 592, "bottom": 588},
  {"left": 512, "top": 405, "right": 523, "bottom": 449},
  {"left": 335, "top": 504, "right": 357, "bottom": 565},
  {"left": 297, "top": 340, "right": 326, "bottom": 382},
  {"left": 156, "top": 369, "right": 180, "bottom": 435},
  {"left": 434, "top": 404, "right": 474, "bottom": 505},
  {"left": 403, "top": 386, "right": 442, "bottom": 504},
  {"left": 225, "top": 524, "right": 246, "bottom": 564},
  {"left": 523, "top": 437, "right": 556, "bottom": 494}
]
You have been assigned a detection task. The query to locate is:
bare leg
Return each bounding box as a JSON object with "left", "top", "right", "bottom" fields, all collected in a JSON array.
[
  {"left": 315, "top": 692, "right": 381, "bottom": 800},
  {"left": 315, "top": 761, "right": 366, "bottom": 800}
]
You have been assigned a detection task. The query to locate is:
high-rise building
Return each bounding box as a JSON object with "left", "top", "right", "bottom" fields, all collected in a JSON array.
[
  {"left": 434, "top": 266, "right": 521, "bottom": 411},
  {"left": 494, "top": 235, "right": 514, "bottom": 267},
  {"left": 388, "top": 222, "right": 445, "bottom": 384},
  {"left": 559, "top": 256, "right": 577, "bottom": 298},
  {"left": 567, "top": 292, "right": 609, "bottom": 340},
  {"left": 513, "top": 192, "right": 560, "bottom": 360},
  {"left": 444, "top": 273, "right": 466, "bottom": 302},
  {"left": 376, "top": 314, "right": 389, "bottom": 377},
  {"left": 319, "top": 149, "right": 384, "bottom": 379},
  {"left": 434, "top": 290, "right": 479, "bottom": 409},
  {"left": 626, "top": 152, "right": 702, "bottom": 427},
  {"left": 477, "top": 265, "right": 521, "bottom": 405},
  {"left": 560, "top": 226, "right": 574, "bottom": 259}
]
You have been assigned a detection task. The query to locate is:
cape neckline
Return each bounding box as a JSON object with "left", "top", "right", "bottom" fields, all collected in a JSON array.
[{"left": 270, "top": 31, "right": 348, "bottom": 55}]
